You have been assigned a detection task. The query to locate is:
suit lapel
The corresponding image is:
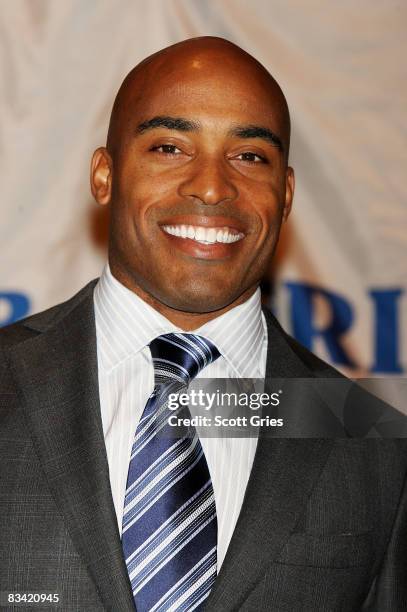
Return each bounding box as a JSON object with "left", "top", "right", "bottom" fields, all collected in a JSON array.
[
  {"left": 205, "top": 309, "right": 335, "bottom": 611},
  {"left": 8, "top": 284, "right": 135, "bottom": 611}
]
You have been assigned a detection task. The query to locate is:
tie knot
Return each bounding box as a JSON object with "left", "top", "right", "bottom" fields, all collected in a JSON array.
[{"left": 149, "top": 333, "right": 220, "bottom": 385}]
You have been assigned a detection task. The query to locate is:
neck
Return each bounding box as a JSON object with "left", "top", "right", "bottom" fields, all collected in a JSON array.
[{"left": 109, "top": 265, "right": 257, "bottom": 331}]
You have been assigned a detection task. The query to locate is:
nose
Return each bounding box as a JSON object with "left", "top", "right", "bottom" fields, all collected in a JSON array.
[{"left": 178, "top": 155, "right": 238, "bottom": 206}]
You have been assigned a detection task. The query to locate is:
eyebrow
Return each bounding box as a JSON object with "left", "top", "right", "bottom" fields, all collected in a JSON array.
[
  {"left": 228, "top": 125, "right": 283, "bottom": 151},
  {"left": 136, "top": 115, "right": 283, "bottom": 152},
  {"left": 136, "top": 116, "right": 200, "bottom": 134}
]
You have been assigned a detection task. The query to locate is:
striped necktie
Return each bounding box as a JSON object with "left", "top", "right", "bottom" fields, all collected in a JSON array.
[{"left": 122, "top": 333, "right": 221, "bottom": 612}]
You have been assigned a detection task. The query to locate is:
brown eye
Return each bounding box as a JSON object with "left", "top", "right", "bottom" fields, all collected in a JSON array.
[
  {"left": 238, "top": 151, "right": 267, "bottom": 163},
  {"left": 151, "top": 144, "right": 181, "bottom": 154}
]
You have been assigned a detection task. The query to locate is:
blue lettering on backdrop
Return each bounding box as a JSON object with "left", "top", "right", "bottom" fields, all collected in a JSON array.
[
  {"left": 285, "top": 282, "right": 404, "bottom": 374},
  {"left": 285, "top": 282, "right": 355, "bottom": 367},
  {"left": 0, "top": 293, "right": 30, "bottom": 328},
  {"left": 370, "top": 289, "right": 403, "bottom": 374}
]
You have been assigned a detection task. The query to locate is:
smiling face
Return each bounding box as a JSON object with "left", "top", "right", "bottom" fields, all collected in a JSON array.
[{"left": 91, "top": 38, "right": 294, "bottom": 329}]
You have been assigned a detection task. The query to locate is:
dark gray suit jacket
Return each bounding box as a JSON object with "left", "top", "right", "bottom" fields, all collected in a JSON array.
[{"left": 0, "top": 281, "right": 406, "bottom": 611}]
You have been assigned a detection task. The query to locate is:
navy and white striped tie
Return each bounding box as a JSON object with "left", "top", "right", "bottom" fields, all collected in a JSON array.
[{"left": 122, "top": 333, "right": 220, "bottom": 611}]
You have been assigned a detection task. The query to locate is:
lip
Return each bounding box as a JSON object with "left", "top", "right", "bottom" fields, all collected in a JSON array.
[{"left": 158, "top": 215, "right": 246, "bottom": 260}]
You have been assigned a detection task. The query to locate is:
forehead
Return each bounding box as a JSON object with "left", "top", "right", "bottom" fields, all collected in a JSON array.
[{"left": 123, "top": 56, "right": 286, "bottom": 134}]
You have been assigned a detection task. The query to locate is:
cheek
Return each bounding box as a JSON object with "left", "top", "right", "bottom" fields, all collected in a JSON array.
[
  {"left": 111, "top": 181, "right": 170, "bottom": 243},
  {"left": 244, "top": 185, "right": 284, "bottom": 243},
  {"left": 124, "top": 163, "right": 179, "bottom": 213}
]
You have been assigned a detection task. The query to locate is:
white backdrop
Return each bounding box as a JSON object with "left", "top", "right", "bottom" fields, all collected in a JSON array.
[{"left": 1, "top": 0, "right": 406, "bottom": 376}]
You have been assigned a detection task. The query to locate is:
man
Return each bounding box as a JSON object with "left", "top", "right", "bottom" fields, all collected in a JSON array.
[{"left": 0, "top": 37, "right": 406, "bottom": 611}]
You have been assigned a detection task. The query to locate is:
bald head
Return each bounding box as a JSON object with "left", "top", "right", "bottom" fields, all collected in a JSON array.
[{"left": 107, "top": 36, "right": 291, "bottom": 162}]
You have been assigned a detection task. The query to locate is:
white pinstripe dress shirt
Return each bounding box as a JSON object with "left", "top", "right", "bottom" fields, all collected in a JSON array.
[{"left": 94, "top": 264, "right": 268, "bottom": 570}]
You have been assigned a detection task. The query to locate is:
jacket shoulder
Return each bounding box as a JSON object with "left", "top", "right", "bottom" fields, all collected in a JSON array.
[{"left": 0, "top": 280, "right": 98, "bottom": 349}]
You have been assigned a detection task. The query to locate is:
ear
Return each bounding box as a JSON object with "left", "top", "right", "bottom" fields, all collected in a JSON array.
[
  {"left": 283, "top": 166, "right": 295, "bottom": 222},
  {"left": 90, "top": 147, "right": 113, "bottom": 205}
]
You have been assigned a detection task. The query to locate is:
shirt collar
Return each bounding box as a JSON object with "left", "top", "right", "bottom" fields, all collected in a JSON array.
[{"left": 94, "top": 263, "right": 265, "bottom": 377}]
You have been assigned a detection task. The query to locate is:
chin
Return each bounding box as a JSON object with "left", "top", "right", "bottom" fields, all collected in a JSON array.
[{"left": 159, "top": 282, "right": 241, "bottom": 315}]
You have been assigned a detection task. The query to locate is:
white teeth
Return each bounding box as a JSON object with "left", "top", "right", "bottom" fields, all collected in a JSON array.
[
  {"left": 162, "top": 224, "right": 245, "bottom": 244},
  {"left": 195, "top": 227, "right": 206, "bottom": 242},
  {"left": 207, "top": 228, "right": 217, "bottom": 244}
]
